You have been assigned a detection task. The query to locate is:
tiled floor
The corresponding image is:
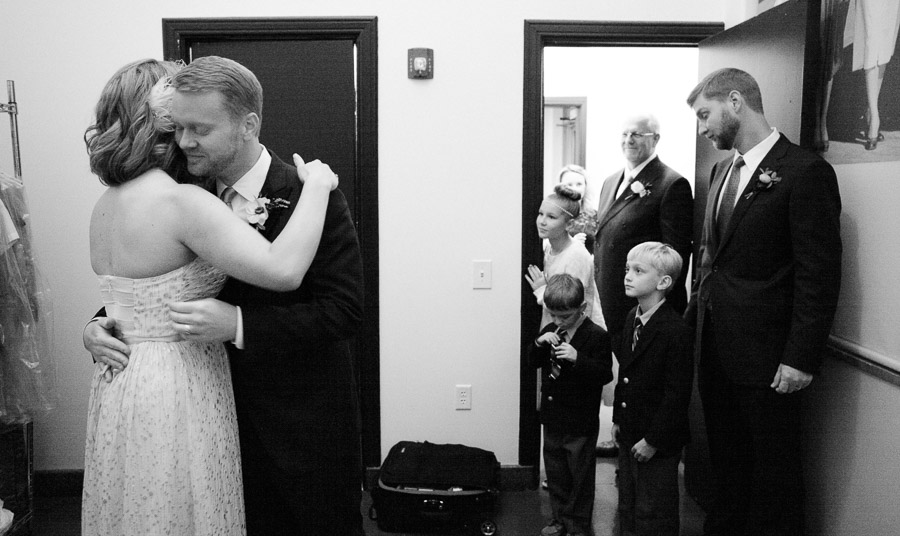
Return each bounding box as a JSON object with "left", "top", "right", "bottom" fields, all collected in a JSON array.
[{"left": 30, "top": 458, "right": 704, "bottom": 536}]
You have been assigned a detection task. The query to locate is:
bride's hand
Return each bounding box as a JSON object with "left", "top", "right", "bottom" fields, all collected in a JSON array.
[{"left": 293, "top": 154, "right": 339, "bottom": 191}]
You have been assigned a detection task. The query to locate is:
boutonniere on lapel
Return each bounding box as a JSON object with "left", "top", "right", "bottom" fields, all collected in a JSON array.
[
  {"left": 242, "top": 197, "right": 291, "bottom": 231},
  {"left": 630, "top": 180, "right": 651, "bottom": 198},
  {"left": 744, "top": 168, "right": 782, "bottom": 199}
]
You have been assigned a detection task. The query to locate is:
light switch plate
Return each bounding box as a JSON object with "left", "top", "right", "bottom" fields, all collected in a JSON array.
[{"left": 473, "top": 260, "right": 492, "bottom": 289}]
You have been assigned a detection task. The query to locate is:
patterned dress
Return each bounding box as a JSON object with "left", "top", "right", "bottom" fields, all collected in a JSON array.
[{"left": 83, "top": 258, "right": 245, "bottom": 536}]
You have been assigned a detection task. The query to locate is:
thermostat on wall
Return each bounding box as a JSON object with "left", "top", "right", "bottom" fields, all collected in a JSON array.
[{"left": 408, "top": 48, "right": 433, "bottom": 79}]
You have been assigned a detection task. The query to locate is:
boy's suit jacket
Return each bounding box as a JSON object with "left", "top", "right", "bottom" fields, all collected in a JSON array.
[
  {"left": 613, "top": 303, "right": 693, "bottom": 454},
  {"left": 530, "top": 318, "right": 613, "bottom": 436},
  {"left": 593, "top": 157, "right": 693, "bottom": 348},
  {"left": 687, "top": 134, "right": 841, "bottom": 386},
  {"left": 217, "top": 150, "right": 364, "bottom": 469}
]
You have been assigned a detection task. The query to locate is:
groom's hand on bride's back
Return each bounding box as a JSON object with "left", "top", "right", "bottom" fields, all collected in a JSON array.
[
  {"left": 168, "top": 298, "right": 238, "bottom": 344},
  {"left": 84, "top": 317, "right": 130, "bottom": 381}
]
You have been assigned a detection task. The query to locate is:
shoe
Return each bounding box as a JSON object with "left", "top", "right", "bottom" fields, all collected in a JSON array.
[
  {"left": 540, "top": 520, "right": 566, "bottom": 536},
  {"left": 859, "top": 130, "right": 884, "bottom": 143},
  {"left": 865, "top": 137, "right": 879, "bottom": 151},
  {"left": 596, "top": 440, "right": 618, "bottom": 457}
]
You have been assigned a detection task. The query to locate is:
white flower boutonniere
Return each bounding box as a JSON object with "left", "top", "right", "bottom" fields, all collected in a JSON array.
[
  {"left": 745, "top": 168, "right": 782, "bottom": 199},
  {"left": 243, "top": 197, "right": 291, "bottom": 231},
  {"left": 630, "top": 180, "right": 651, "bottom": 198}
]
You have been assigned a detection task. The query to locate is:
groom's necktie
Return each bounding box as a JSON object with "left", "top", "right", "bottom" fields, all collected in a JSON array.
[
  {"left": 716, "top": 156, "right": 745, "bottom": 237},
  {"left": 220, "top": 186, "right": 238, "bottom": 210}
]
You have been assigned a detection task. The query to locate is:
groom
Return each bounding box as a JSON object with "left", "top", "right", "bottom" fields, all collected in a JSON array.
[{"left": 84, "top": 56, "right": 365, "bottom": 535}]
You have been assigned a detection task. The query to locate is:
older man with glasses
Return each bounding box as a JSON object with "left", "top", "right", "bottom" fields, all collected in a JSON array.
[{"left": 592, "top": 114, "right": 694, "bottom": 456}]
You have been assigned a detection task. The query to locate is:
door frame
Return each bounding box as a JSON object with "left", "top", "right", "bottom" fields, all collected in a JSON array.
[
  {"left": 162, "top": 17, "right": 381, "bottom": 468},
  {"left": 520, "top": 20, "right": 723, "bottom": 474}
]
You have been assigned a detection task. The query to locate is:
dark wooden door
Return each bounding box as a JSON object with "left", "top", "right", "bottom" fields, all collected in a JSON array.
[
  {"left": 163, "top": 18, "right": 381, "bottom": 468},
  {"left": 685, "top": 0, "right": 819, "bottom": 509}
]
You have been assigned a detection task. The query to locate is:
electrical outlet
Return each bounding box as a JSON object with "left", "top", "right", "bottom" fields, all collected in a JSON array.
[{"left": 455, "top": 384, "right": 472, "bottom": 410}]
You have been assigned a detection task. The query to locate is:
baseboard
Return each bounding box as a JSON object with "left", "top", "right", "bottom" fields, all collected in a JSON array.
[
  {"left": 364, "top": 464, "right": 538, "bottom": 491},
  {"left": 34, "top": 470, "right": 83, "bottom": 497}
]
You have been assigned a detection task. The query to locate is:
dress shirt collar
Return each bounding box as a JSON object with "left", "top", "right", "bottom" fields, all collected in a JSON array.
[
  {"left": 736, "top": 128, "right": 779, "bottom": 177},
  {"left": 635, "top": 297, "right": 666, "bottom": 326},
  {"left": 625, "top": 153, "right": 658, "bottom": 178},
  {"left": 216, "top": 145, "right": 272, "bottom": 201},
  {"left": 617, "top": 154, "right": 658, "bottom": 197}
]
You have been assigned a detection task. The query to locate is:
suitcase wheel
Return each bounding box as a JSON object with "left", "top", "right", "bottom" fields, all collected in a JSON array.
[{"left": 477, "top": 518, "right": 498, "bottom": 536}]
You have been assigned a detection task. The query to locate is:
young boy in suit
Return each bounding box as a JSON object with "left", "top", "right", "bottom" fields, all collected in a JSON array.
[
  {"left": 613, "top": 242, "right": 693, "bottom": 536},
  {"left": 531, "top": 273, "right": 613, "bottom": 536}
]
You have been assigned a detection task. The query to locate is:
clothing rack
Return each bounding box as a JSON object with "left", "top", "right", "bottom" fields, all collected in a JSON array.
[{"left": 0, "top": 80, "right": 22, "bottom": 179}]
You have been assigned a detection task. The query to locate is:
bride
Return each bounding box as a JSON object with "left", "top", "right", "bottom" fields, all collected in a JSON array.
[{"left": 81, "top": 58, "right": 335, "bottom": 535}]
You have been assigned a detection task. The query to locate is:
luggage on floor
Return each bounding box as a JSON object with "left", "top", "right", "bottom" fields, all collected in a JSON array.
[{"left": 370, "top": 440, "right": 500, "bottom": 535}]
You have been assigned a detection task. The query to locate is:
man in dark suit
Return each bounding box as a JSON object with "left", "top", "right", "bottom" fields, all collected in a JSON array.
[
  {"left": 594, "top": 115, "right": 693, "bottom": 354},
  {"left": 84, "top": 56, "right": 365, "bottom": 535},
  {"left": 686, "top": 68, "right": 842, "bottom": 536}
]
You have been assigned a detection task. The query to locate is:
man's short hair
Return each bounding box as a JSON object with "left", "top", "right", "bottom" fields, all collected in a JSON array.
[
  {"left": 686, "top": 68, "right": 764, "bottom": 114},
  {"left": 544, "top": 273, "right": 585, "bottom": 311},
  {"left": 627, "top": 242, "right": 683, "bottom": 294},
  {"left": 171, "top": 56, "right": 263, "bottom": 128}
]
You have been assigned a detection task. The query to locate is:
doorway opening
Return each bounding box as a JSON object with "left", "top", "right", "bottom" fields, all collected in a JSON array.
[{"left": 519, "top": 21, "right": 722, "bottom": 482}]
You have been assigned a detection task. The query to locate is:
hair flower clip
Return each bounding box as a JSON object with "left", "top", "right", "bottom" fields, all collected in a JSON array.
[{"left": 630, "top": 180, "right": 651, "bottom": 198}]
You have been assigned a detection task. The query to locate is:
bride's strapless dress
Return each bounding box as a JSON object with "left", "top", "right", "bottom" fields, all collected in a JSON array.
[{"left": 82, "top": 258, "right": 245, "bottom": 535}]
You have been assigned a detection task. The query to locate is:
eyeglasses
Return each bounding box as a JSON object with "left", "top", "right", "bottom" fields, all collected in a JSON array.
[{"left": 621, "top": 131, "right": 657, "bottom": 140}]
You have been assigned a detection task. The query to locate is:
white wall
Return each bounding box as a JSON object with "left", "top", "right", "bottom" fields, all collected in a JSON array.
[{"left": 0, "top": 0, "right": 726, "bottom": 471}]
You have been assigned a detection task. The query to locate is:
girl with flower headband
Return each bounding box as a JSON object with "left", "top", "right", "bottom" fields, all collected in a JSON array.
[
  {"left": 557, "top": 165, "right": 600, "bottom": 251},
  {"left": 526, "top": 184, "right": 605, "bottom": 330}
]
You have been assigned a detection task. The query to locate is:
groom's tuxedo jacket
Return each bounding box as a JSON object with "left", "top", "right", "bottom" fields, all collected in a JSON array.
[
  {"left": 688, "top": 134, "right": 841, "bottom": 385},
  {"left": 593, "top": 156, "right": 693, "bottom": 347},
  {"left": 216, "top": 150, "right": 364, "bottom": 470}
]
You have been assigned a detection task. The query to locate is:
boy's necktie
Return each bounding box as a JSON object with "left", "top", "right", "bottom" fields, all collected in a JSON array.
[{"left": 632, "top": 317, "right": 643, "bottom": 351}]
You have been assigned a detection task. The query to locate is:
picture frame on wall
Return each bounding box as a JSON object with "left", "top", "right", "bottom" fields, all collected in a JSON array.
[{"left": 816, "top": 0, "right": 900, "bottom": 164}]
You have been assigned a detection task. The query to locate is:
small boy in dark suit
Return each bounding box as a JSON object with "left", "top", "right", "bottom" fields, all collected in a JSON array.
[
  {"left": 613, "top": 242, "right": 693, "bottom": 536},
  {"left": 531, "top": 273, "right": 613, "bottom": 536}
]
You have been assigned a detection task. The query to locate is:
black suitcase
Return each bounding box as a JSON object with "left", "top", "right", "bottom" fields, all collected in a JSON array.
[{"left": 370, "top": 440, "right": 500, "bottom": 535}]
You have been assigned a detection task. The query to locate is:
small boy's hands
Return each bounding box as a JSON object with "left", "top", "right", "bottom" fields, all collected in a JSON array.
[
  {"left": 571, "top": 232, "right": 587, "bottom": 245},
  {"left": 631, "top": 438, "right": 657, "bottom": 463},
  {"left": 524, "top": 265, "right": 546, "bottom": 291},
  {"left": 553, "top": 342, "right": 577, "bottom": 363},
  {"left": 536, "top": 332, "right": 561, "bottom": 347}
]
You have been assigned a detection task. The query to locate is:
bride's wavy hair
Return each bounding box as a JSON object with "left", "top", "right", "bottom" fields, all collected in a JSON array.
[{"left": 84, "top": 59, "right": 185, "bottom": 186}]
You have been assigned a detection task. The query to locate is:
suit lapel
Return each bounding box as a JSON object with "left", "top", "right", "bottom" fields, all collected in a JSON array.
[
  {"left": 596, "top": 158, "right": 662, "bottom": 231},
  {"left": 596, "top": 171, "right": 624, "bottom": 229},
  {"left": 715, "top": 135, "right": 791, "bottom": 253},
  {"left": 256, "top": 151, "right": 296, "bottom": 241}
]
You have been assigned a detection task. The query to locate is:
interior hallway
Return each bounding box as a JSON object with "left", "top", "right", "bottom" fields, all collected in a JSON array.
[{"left": 31, "top": 457, "right": 704, "bottom": 536}]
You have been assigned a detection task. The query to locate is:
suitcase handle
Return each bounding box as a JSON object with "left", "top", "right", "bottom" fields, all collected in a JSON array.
[{"left": 422, "top": 498, "right": 446, "bottom": 511}]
